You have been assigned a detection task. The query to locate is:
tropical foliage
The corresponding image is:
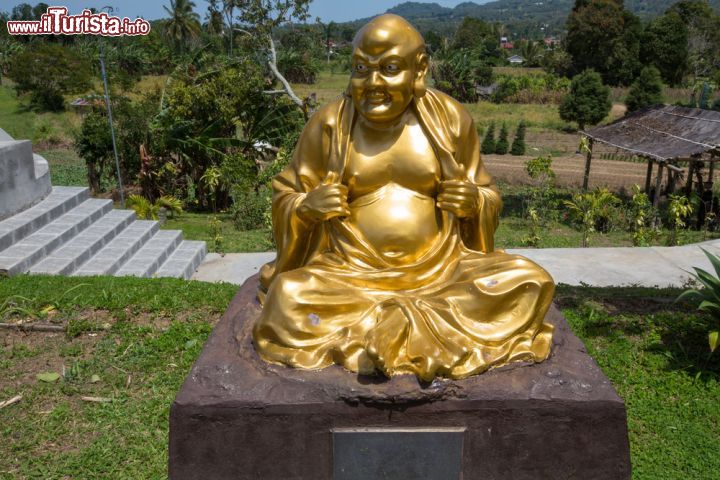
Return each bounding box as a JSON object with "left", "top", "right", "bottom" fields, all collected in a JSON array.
[
  {"left": 564, "top": 188, "right": 620, "bottom": 247},
  {"left": 677, "top": 248, "right": 720, "bottom": 353}
]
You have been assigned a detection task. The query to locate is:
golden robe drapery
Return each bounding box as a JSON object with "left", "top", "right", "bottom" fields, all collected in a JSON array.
[{"left": 252, "top": 89, "right": 555, "bottom": 380}]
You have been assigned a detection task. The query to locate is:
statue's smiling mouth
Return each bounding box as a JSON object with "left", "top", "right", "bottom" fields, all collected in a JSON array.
[{"left": 365, "top": 91, "right": 389, "bottom": 105}]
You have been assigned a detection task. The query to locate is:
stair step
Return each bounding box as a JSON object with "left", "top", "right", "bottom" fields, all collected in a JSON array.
[
  {"left": 0, "top": 186, "right": 89, "bottom": 252},
  {"left": 156, "top": 241, "right": 207, "bottom": 280},
  {"left": 29, "top": 210, "right": 136, "bottom": 276},
  {"left": 115, "top": 230, "right": 183, "bottom": 278},
  {"left": 0, "top": 199, "right": 112, "bottom": 276},
  {"left": 73, "top": 220, "right": 159, "bottom": 276}
]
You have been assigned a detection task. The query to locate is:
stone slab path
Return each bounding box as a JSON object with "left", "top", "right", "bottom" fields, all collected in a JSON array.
[{"left": 192, "top": 240, "right": 720, "bottom": 288}]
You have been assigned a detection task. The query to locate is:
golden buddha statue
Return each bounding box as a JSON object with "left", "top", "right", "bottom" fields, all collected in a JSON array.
[{"left": 252, "top": 14, "right": 555, "bottom": 381}]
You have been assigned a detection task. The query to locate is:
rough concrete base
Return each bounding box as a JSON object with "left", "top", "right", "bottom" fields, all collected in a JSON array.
[{"left": 169, "top": 275, "right": 631, "bottom": 480}]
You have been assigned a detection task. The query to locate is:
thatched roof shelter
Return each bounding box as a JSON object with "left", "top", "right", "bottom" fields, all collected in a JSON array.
[{"left": 580, "top": 105, "right": 720, "bottom": 205}]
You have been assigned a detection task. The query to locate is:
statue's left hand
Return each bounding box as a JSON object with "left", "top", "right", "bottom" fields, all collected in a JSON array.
[{"left": 437, "top": 180, "right": 480, "bottom": 218}]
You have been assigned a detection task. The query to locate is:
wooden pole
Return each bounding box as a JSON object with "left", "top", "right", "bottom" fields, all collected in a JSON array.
[
  {"left": 685, "top": 160, "right": 695, "bottom": 196},
  {"left": 582, "top": 138, "right": 594, "bottom": 191},
  {"left": 653, "top": 162, "right": 664, "bottom": 208},
  {"left": 644, "top": 159, "right": 654, "bottom": 193},
  {"left": 709, "top": 154, "right": 716, "bottom": 186},
  {"left": 666, "top": 163, "right": 676, "bottom": 194}
]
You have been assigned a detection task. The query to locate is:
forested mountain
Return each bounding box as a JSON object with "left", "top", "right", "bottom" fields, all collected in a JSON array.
[{"left": 342, "top": 0, "right": 720, "bottom": 39}]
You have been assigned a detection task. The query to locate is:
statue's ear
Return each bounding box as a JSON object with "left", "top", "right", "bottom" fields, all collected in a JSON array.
[{"left": 414, "top": 53, "right": 429, "bottom": 98}]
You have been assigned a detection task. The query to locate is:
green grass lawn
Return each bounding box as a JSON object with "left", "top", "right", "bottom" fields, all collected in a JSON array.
[
  {"left": 0, "top": 84, "right": 81, "bottom": 145},
  {"left": 157, "top": 184, "right": 719, "bottom": 253},
  {"left": 0, "top": 277, "right": 718, "bottom": 478},
  {"left": 162, "top": 213, "right": 273, "bottom": 253}
]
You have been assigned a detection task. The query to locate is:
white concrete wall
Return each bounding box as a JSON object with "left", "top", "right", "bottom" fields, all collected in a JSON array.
[{"left": 0, "top": 129, "right": 52, "bottom": 220}]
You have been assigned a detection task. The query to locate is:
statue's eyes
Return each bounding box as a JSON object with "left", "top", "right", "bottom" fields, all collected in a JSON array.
[
  {"left": 384, "top": 64, "right": 400, "bottom": 74},
  {"left": 355, "top": 64, "right": 368, "bottom": 73}
]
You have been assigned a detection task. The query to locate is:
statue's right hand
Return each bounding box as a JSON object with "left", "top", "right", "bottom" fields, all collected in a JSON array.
[{"left": 297, "top": 172, "right": 350, "bottom": 222}]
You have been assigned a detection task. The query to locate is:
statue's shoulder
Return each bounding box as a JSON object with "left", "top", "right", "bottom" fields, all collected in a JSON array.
[
  {"left": 425, "top": 88, "right": 473, "bottom": 124},
  {"left": 305, "top": 96, "right": 346, "bottom": 130}
]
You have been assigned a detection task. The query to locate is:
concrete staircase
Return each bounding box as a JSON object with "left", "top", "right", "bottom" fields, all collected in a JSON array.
[{"left": 0, "top": 186, "right": 206, "bottom": 280}]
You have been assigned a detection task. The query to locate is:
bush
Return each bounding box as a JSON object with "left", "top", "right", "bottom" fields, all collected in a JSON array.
[
  {"left": 563, "top": 188, "right": 620, "bottom": 247},
  {"left": 713, "top": 98, "right": 720, "bottom": 112},
  {"left": 433, "top": 48, "right": 493, "bottom": 103},
  {"left": 495, "top": 123, "right": 509, "bottom": 155},
  {"left": 628, "top": 184, "right": 658, "bottom": 246},
  {"left": 7, "top": 43, "right": 92, "bottom": 111},
  {"left": 75, "top": 111, "right": 114, "bottom": 194},
  {"left": 677, "top": 249, "right": 720, "bottom": 353},
  {"left": 559, "top": 69, "right": 611, "bottom": 130},
  {"left": 481, "top": 123, "right": 496, "bottom": 155},
  {"left": 492, "top": 73, "right": 570, "bottom": 104},
  {"left": 626, "top": 66, "right": 664, "bottom": 113},
  {"left": 231, "top": 187, "right": 271, "bottom": 231},
  {"left": 511, "top": 121, "right": 527, "bottom": 155}
]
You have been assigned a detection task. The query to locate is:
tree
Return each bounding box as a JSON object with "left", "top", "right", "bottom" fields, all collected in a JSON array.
[
  {"left": 565, "top": 0, "right": 642, "bottom": 86},
  {"left": 7, "top": 43, "right": 92, "bottom": 111},
  {"left": 667, "top": 1, "right": 720, "bottom": 82},
  {"left": 641, "top": 12, "right": 688, "bottom": 86},
  {"left": 163, "top": 0, "right": 201, "bottom": 53},
  {"left": 433, "top": 48, "right": 493, "bottom": 103},
  {"left": 232, "top": 0, "right": 312, "bottom": 113},
  {"left": 516, "top": 40, "right": 543, "bottom": 68},
  {"left": 10, "top": 3, "right": 32, "bottom": 20},
  {"left": 625, "top": 66, "right": 664, "bottom": 113},
  {"left": 451, "top": 16, "right": 501, "bottom": 62},
  {"left": 276, "top": 25, "right": 323, "bottom": 84},
  {"left": 559, "top": 69, "right": 611, "bottom": 131},
  {"left": 31, "top": 3, "right": 49, "bottom": 20},
  {"left": 205, "top": 0, "right": 225, "bottom": 36},
  {"left": 541, "top": 47, "right": 573, "bottom": 77},
  {"left": 481, "top": 123, "right": 496, "bottom": 155},
  {"left": 495, "top": 123, "right": 509, "bottom": 155},
  {"left": 511, "top": 121, "right": 527, "bottom": 155},
  {"left": 0, "top": 37, "right": 23, "bottom": 86}
]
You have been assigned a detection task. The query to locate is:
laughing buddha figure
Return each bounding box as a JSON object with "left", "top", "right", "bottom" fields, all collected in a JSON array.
[{"left": 252, "top": 14, "right": 555, "bottom": 381}]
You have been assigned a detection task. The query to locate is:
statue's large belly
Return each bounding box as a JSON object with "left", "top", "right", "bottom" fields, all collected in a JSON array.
[{"left": 348, "top": 182, "right": 440, "bottom": 263}]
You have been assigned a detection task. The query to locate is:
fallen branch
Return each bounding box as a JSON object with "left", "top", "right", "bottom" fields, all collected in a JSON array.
[
  {"left": 0, "top": 395, "right": 22, "bottom": 409},
  {"left": 0, "top": 323, "right": 111, "bottom": 333},
  {"left": 0, "top": 323, "right": 64, "bottom": 332},
  {"left": 81, "top": 396, "right": 112, "bottom": 403}
]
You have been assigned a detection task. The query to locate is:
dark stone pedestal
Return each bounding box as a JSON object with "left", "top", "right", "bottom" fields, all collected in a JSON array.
[{"left": 169, "top": 275, "right": 631, "bottom": 479}]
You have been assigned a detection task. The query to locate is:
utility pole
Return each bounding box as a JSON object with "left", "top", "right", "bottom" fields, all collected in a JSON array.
[{"left": 98, "top": 6, "right": 124, "bottom": 207}]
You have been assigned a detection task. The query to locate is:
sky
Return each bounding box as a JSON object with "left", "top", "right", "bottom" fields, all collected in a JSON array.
[{"left": 2, "top": 0, "right": 479, "bottom": 23}]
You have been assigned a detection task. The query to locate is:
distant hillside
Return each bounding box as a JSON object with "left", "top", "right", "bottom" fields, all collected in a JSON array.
[{"left": 349, "top": 0, "right": 720, "bottom": 39}]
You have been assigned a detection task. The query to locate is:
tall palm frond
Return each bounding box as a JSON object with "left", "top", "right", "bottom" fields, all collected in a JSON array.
[{"left": 163, "top": 0, "right": 201, "bottom": 53}]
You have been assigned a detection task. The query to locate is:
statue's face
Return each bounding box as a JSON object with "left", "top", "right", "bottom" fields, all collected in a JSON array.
[{"left": 350, "top": 19, "right": 427, "bottom": 124}]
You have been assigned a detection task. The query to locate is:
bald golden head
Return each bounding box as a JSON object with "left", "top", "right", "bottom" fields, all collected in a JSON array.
[
  {"left": 349, "top": 14, "right": 429, "bottom": 124},
  {"left": 352, "top": 14, "right": 426, "bottom": 57}
]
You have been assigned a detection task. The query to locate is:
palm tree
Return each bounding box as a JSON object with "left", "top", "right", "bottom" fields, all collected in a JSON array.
[
  {"left": 518, "top": 40, "right": 543, "bottom": 67},
  {"left": 163, "top": 0, "right": 201, "bottom": 53}
]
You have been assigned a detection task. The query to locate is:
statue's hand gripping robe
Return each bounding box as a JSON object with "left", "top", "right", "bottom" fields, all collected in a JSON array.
[{"left": 253, "top": 89, "right": 555, "bottom": 381}]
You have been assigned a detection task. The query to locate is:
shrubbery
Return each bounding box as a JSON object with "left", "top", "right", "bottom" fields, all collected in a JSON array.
[
  {"left": 433, "top": 49, "right": 493, "bottom": 103},
  {"left": 625, "top": 66, "right": 665, "bottom": 113},
  {"left": 559, "top": 69, "right": 611, "bottom": 131},
  {"left": 8, "top": 43, "right": 92, "bottom": 111},
  {"left": 492, "top": 73, "right": 570, "bottom": 104}
]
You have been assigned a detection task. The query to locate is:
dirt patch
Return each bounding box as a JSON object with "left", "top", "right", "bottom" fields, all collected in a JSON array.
[
  {"left": 0, "top": 329, "right": 105, "bottom": 391},
  {"left": 555, "top": 294, "right": 682, "bottom": 315},
  {"left": 125, "top": 306, "right": 221, "bottom": 330},
  {"left": 485, "top": 154, "right": 649, "bottom": 191}
]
